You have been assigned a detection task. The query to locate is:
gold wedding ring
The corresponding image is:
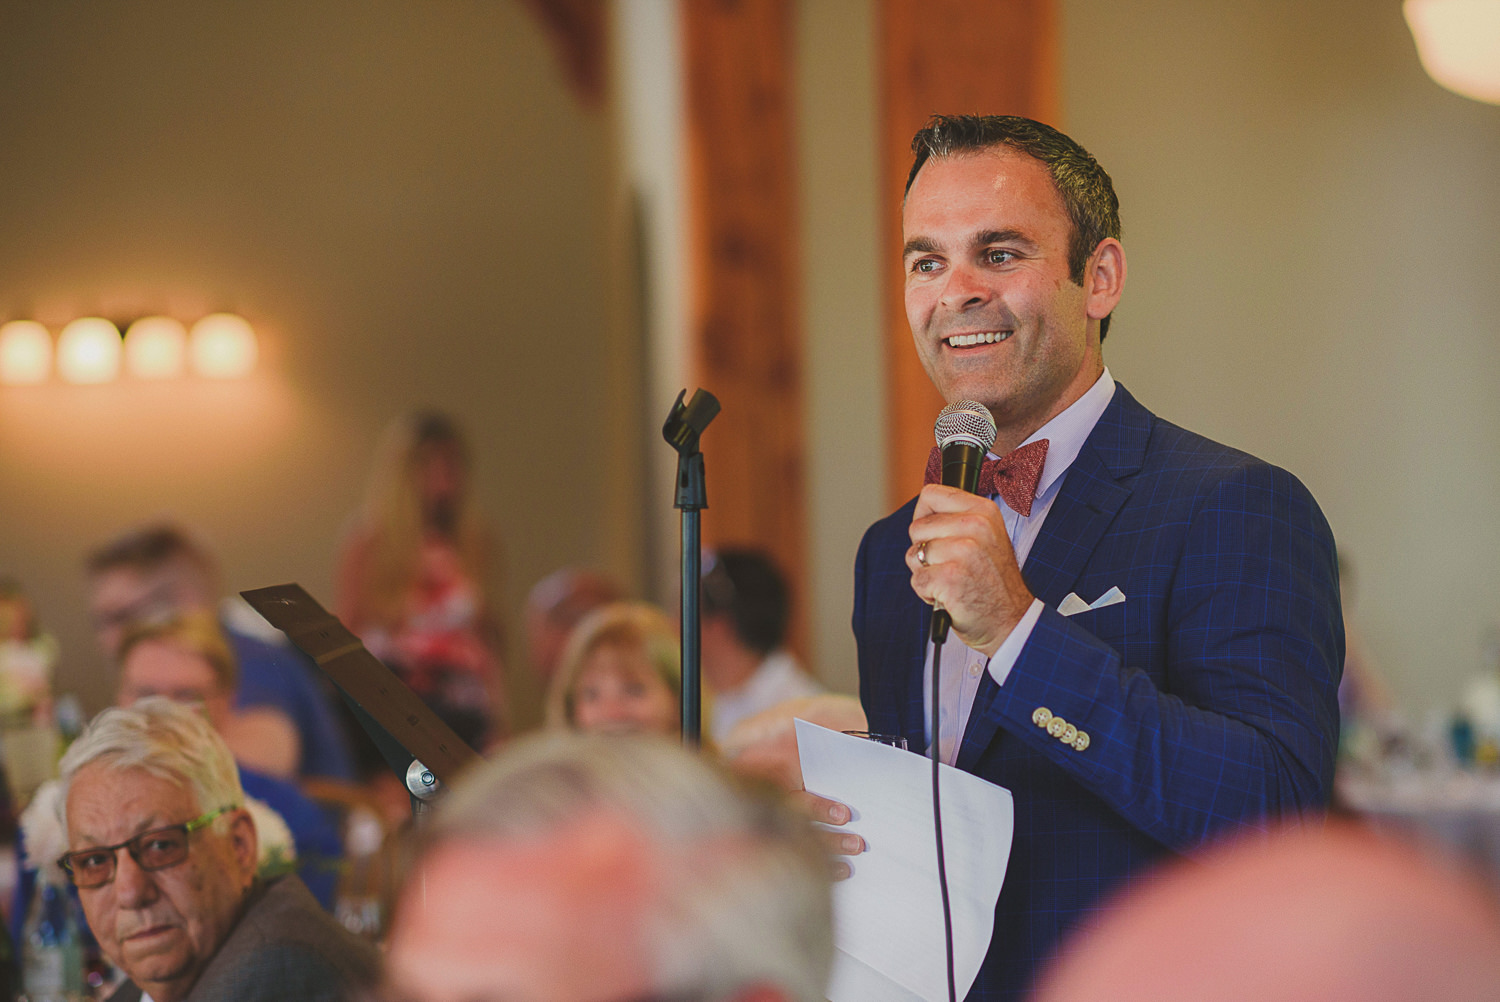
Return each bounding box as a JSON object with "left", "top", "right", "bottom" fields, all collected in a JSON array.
[{"left": 917, "top": 541, "right": 929, "bottom": 567}]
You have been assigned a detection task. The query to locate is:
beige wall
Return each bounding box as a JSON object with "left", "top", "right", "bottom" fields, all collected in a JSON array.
[
  {"left": 797, "top": 0, "right": 884, "bottom": 696},
  {"left": 0, "top": 2, "right": 638, "bottom": 718},
  {"left": 1060, "top": 0, "right": 1500, "bottom": 715}
]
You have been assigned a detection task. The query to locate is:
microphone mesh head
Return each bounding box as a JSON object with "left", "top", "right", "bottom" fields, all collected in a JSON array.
[{"left": 934, "top": 400, "right": 998, "bottom": 452}]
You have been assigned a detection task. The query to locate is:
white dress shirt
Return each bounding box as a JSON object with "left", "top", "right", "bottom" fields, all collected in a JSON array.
[
  {"left": 711, "top": 649, "right": 824, "bottom": 743},
  {"left": 925, "top": 369, "right": 1116, "bottom": 764}
]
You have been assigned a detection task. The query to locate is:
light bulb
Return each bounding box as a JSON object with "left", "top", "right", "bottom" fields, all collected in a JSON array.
[
  {"left": 190, "top": 313, "right": 257, "bottom": 379},
  {"left": 0, "top": 321, "right": 53, "bottom": 385},
  {"left": 1406, "top": 0, "right": 1500, "bottom": 105},
  {"left": 57, "top": 318, "right": 122, "bottom": 384},
  {"left": 125, "top": 316, "right": 188, "bottom": 379}
]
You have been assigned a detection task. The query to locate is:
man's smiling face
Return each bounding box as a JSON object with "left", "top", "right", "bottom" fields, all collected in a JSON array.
[{"left": 903, "top": 149, "right": 1105, "bottom": 448}]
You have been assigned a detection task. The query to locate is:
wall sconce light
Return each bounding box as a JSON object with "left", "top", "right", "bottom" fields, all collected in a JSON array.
[
  {"left": 125, "top": 316, "right": 188, "bottom": 379},
  {"left": 190, "top": 313, "right": 258, "bottom": 379},
  {"left": 0, "top": 312, "right": 259, "bottom": 386},
  {"left": 0, "top": 320, "right": 53, "bottom": 385},
  {"left": 1405, "top": 0, "right": 1500, "bottom": 105},
  {"left": 57, "top": 317, "right": 122, "bottom": 384}
]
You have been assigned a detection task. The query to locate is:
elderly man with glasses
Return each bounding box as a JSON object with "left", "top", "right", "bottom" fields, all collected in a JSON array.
[{"left": 57, "top": 698, "right": 377, "bottom": 1002}]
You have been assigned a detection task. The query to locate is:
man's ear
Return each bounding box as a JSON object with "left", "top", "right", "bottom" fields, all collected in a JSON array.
[
  {"left": 1084, "top": 237, "right": 1126, "bottom": 322},
  {"left": 227, "top": 809, "right": 259, "bottom": 885}
]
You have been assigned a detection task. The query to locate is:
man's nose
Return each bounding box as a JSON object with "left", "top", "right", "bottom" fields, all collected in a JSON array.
[
  {"left": 112, "top": 849, "right": 160, "bottom": 908},
  {"left": 598, "top": 697, "right": 631, "bottom": 721},
  {"left": 939, "top": 262, "right": 992, "bottom": 312}
]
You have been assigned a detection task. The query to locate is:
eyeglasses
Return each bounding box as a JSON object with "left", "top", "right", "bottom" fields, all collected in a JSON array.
[{"left": 58, "top": 806, "right": 234, "bottom": 889}]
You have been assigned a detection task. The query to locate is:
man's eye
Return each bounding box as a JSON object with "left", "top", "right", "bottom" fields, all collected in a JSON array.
[
  {"left": 75, "top": 853, "right": 112, "bottom": 870},
  {"left": 137, "top": 833, "right": 186, "bottom": 859},
  {"left": 986, "top": 249, "right": 1015, "bottom": 265},
  {"left": 913, "top": 258, "right": 941, "bottom": 274}
]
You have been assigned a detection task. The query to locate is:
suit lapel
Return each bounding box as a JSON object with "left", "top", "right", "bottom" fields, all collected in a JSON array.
[
  {"left": 1018, "top": 440, "right": 1132, "bottom": 607},
  {"left": 899, "top": 594, "right": 932, "bottom": 751},
  {"left": 954, "top": 384, "right": 1151, "bottom": 773}
]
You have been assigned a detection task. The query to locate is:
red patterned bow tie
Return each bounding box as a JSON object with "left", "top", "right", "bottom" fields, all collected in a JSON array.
[{"left": 924, "top": 439, "right": 1050, "bottom": 516}]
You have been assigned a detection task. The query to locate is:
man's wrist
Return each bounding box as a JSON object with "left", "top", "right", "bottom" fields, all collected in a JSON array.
[{"left": 976, "top": 592, "right": 1037, "bottom": 658}]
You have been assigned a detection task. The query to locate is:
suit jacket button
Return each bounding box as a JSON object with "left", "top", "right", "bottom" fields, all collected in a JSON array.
[
  {"left": 1031, "top": 707, "right": 1053, "bottom": 728},
  {"left": 1071, "top": 731, "right": 1090, "bottom": 751},
  {"left": 1046, "top": 717, "right": 1068, "bottom": 738},
  {"left": 1060, "top": 723, "right": 1078, "bottom": 744}
]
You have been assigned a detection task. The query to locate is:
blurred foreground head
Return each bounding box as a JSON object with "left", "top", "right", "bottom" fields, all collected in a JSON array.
[
  {"left": 1033, "top": 823, "right": 1500, "bottom": 1002},
  {"left": 386, "top": 733, "right": 833, "bottom": 1002}
]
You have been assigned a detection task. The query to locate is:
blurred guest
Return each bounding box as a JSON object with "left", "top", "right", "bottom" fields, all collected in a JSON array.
[
  {"left": 1336, "top": 554, "right": 1395, "bottom": 729},
  {"left": 115, "top": 614, "right": 344, "bottom": 902},
  {"left": 546, "top": 603, "right": 686, "bottom": 738},
  {"left": 1032, "top": 823, "right": 1500, "bottom": 1002},
  {"left": 0, "top": 576, "right": 57, "bottom": 727},
  {"left": 523, "top": 566, "right": 625, "bottom": 682},
  {"left": 120, "top": 614, "right": 295, "bottom": 779},
  {"left": 384, "top": 732, "right": 833, "bottom": 1002},
  {"left": 57, "top": 700, "right": 378, "bottom": 1002},
  {"left": 721, "top": 694, "right": 868, "bottom": 792},
  {"left": 0, "top": 577, "right": 62, "bottom": 813},
  {"left": 336, "top": 410, "right": 504, "bottom": 749},
  {"left": 86, "top": 522, "right": 354, "bottom": 781},
  {"left": 511, "top": 566, "right": 626, "bottom": 733},
  {"left": 701, "top": 550, "right": 821, "bottom": 744}
]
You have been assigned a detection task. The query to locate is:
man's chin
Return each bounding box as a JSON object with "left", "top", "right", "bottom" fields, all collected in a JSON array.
[{"left": 120, "top": 933, "right": 197, "bottom": 987}]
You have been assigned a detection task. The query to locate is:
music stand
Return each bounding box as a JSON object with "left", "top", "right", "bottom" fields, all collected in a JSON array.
[{"left": 241, "top": 584, "right": 481, "bottom": 817}]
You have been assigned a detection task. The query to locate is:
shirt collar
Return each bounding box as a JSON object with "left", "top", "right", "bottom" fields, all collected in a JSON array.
[{"left": 997, "top": 367, "right": 1115, "bottom": 501}]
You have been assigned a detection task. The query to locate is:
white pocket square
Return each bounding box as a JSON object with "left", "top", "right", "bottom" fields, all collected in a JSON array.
[{"left": 1059, "top": 586, "right": 1126, "bottom": 617}]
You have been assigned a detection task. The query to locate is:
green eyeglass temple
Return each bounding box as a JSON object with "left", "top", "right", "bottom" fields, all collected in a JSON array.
[{"left": 57, "top": 805, "right": 236, "bottom": 886}]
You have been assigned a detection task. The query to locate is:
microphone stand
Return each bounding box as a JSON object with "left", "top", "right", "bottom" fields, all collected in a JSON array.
[{"left": 661, "top": 388, "right": 720, "bottom": 749}]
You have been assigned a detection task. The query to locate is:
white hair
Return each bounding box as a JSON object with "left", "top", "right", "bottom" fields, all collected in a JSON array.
[
  {"left": 426, "top": 733, "right": 834, "bottom": 1002},
  {"left": 57, "top": 697, "right": 243, "bottom": 833}
]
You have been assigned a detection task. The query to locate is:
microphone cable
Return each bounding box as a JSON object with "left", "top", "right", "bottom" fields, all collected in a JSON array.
[
  {"left": 930, "top": 613, "right": 958, "bottom": 1002},
  {"left": 925, "top": 399, "right": 996, "bottom": 1002}
]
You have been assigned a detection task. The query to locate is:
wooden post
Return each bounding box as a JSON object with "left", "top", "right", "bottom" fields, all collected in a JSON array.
[
  {"left": 683, "top": 0, "right": 807, "bottom": 659},
  {"left": 879, "top": 0, "right": 1060, "bottom": 507}
]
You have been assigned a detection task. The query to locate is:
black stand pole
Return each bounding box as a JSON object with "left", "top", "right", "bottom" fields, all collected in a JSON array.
[{"left": 662, "top": 388, "right": 720, "bottom": 749}]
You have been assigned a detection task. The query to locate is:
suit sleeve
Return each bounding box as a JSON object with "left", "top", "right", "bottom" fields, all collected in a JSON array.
[{"left": 985, "top": 460, "right": 1343, "bottom": 851}]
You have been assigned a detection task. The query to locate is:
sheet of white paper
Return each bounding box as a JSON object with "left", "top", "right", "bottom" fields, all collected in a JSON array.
[{"left": 796, "top": 720, "right": 1013, "bottom": 1002}]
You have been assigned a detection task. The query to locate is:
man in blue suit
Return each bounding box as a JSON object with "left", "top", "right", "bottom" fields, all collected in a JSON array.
[{"left": 811, "top": 116, "right": 1343, "bottom": 1000}]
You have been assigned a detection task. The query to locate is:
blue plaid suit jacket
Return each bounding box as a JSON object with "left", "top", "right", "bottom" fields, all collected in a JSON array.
[{"left": 853, "top": 384, "right": 1343, "bottom": 1001}]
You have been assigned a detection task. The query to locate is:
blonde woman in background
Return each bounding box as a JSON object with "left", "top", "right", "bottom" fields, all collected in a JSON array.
[
  {"left": 336, "top": 410, "right": 505, "bottom": 749},
  {"left": 547, "top": 602, "right": 700, "bottom": 739}
]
